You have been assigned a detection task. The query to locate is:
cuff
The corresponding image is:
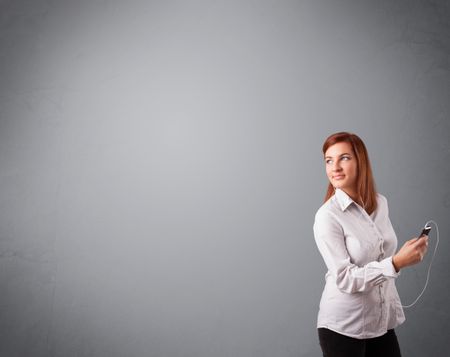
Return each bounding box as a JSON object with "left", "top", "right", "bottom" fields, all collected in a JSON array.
[{"left": 380, "top": 256, "right": 400, "bottom": 278}]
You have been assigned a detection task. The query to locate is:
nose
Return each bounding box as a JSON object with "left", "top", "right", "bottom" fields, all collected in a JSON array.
[{"left": 332, "top": 161, "right": 342, "bottom": 172}]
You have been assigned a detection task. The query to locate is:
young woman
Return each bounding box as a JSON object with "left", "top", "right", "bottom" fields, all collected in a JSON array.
[{"left": 313, "top": 132, "right": 428, "bottom": 357}]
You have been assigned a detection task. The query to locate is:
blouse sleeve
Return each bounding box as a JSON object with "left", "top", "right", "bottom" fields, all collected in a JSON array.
[{"left": 313, "top": 209, "right": 399, "bottom": 294}]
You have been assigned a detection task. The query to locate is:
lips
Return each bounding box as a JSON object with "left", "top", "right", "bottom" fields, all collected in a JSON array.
[{"left": 333, "top": 175, "right": 345, "bottom": 179}]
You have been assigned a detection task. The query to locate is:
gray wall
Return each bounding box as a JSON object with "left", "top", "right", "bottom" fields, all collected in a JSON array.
[{"left": 1, "top": 1, "right": 449, "bottom": 356}]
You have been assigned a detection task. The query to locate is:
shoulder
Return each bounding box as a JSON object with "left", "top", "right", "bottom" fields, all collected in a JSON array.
[
  {"left": 313, "top": 196, "right": 344, "bottom": 236},
  {"left": 314, "top": 196, "right": 339, "bottom": 223},
  {"left": 376, "top": 192, "right": 388, "bottom": 208},
  {"left": 374, "top": 193, "right": 391, "bottom": 216}
]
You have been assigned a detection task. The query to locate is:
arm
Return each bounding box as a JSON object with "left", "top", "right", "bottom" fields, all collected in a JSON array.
[{"left": 314, "top": 210, "right": 399, "bottom": 294}]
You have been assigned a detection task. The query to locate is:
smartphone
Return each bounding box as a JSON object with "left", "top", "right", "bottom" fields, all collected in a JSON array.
[{"left": 419, "top": 224, "right": 431, "bottom": 238}]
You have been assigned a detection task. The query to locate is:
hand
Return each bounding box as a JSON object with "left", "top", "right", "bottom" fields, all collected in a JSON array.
[{"left": 392, "top": 236, "right": 429, "bottom": 272}]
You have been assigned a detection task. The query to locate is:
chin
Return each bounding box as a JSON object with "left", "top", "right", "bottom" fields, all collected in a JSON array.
[{"left": 333, "top": 183, "right": 348, "bottom": 190}]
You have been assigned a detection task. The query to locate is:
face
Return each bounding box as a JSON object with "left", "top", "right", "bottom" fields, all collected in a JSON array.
[{"left": 324, "top": 142, "right": 358, "bottom": 195}]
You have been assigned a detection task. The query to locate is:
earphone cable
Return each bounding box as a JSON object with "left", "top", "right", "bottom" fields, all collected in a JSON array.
[{"left": 401, "top": 219, "right": 439, "bottom": 308}]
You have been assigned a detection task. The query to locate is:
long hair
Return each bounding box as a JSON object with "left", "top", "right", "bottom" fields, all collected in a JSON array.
[{"left": 322, "top": 132, "right": 377, "bottom": 215}]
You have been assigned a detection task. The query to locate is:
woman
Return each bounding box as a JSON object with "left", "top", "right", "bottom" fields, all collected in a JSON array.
[{"left": 313, "top": 132, "right": 428, "bottom": 357}]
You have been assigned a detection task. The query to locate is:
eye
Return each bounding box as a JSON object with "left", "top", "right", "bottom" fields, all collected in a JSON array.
[
  {"left": 341, "top": 155, "right": 351, "bottom": 161},
  {"left": 325, "top": 159, "right": 333, "bottom": 165}
]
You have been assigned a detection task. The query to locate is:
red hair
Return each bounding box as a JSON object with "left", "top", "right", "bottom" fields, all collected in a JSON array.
[{"left": 322, "top": 132, "right": 377, "bottom": 215}]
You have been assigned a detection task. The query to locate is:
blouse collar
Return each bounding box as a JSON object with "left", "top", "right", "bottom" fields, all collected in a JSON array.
[{"left": 334, "top": 188, "right": 355, "bottom": 212}]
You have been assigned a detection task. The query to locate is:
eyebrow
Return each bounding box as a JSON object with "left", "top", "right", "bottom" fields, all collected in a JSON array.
[{"left": 324, "top": 153, "right": 352, "bottom": 159}]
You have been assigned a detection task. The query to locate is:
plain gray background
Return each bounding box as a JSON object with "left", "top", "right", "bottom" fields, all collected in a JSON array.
[{"left": 0, "top": 0, "right": 449, "bottom": 356}]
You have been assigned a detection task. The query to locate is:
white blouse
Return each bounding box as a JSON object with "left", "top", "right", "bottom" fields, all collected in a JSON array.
[{"left": 313, "top": 188, "right": 405, "bottom": 339}]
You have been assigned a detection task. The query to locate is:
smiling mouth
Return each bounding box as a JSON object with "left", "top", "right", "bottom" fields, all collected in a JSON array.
[{"left": 333, "top": 175, "right": 345, "bottom": 179}]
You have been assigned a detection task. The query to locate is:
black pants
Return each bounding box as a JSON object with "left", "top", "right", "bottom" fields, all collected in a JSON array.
[{"left": 318, "top": 328, "right": 402, "bottom": 357}]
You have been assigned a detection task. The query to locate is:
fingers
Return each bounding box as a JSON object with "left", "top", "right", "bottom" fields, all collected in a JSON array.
[
  {"left": 399, "top": 236, "right": 430, "bottom": 266},
  {"left": 414, "top": 249, "right": 424, "bottom": 262},
  {"left": 412, "top": 236, "right": 428, "bottom": 246},
  {"left": 419, "top": 236, "right": 429, "bottom": 249},
  {"left": 417, "top": 237, "right": 428, "bottom": 261}
]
